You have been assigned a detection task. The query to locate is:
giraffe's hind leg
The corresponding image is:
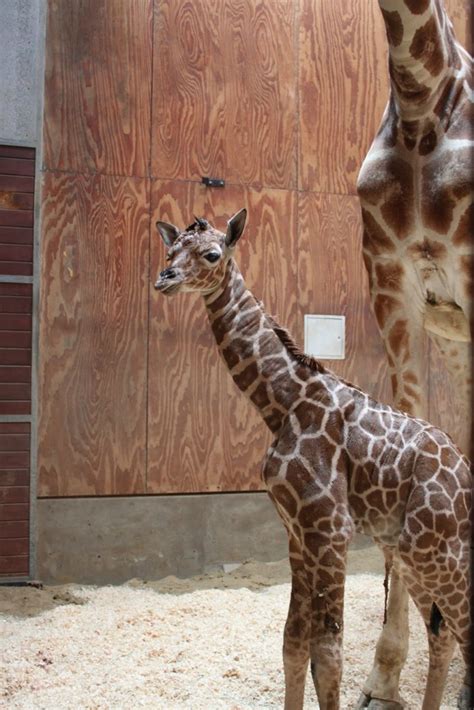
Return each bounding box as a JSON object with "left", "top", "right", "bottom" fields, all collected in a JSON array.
[
  {"left": 398, "top": 466, "right": 471, "bottom": 710},
  {"left": 397, "top": 563, "right": 457, "bottom": 710},
  {"left": 283, "top": 535, "right": 311, "bottom": 710}
]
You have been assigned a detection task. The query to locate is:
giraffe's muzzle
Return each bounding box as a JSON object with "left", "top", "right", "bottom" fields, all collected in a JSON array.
[{"left": 155, "top": 268, "right": 182, "bottom": 294}]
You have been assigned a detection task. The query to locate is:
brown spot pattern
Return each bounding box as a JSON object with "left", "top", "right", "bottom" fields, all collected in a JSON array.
[
  {"left": 374, "top": 261, "right": 404, "bottom": 292},
  {"left": 389, "top": 61, "right": 431, "bottom": 104},
  {"left": 388, "top": 319, "right": 409, "bottom": 360},
  {"left": 381, "top": 9, "right": 404, "bottom": 46},
  {"left": 418, "top": 129, "right": 437, "bottom": 155},
  {"left": 374, "top": 294, "right": 401, "bottom": 329},
  {"left": 410, "top": 17, "right": 444, "bottom": 76}
]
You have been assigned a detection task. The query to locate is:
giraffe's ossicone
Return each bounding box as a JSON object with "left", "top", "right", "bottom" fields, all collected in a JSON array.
[{"left": 154, "top": 209, "right": 471, "bottom": 710}]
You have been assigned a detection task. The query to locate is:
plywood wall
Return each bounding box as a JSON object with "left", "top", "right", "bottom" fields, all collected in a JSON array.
[{"left": 38, "top": 0, "right": 470, "bottom": 496}]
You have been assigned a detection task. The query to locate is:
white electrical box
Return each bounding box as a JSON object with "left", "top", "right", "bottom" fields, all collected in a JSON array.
[{"left": 304, "top": 315, "right": 345, "bottom": 360}]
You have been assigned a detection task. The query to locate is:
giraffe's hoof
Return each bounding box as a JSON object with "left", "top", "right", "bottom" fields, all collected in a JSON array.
[
  {"left": 355, "top": 693, "right": 405, "bottom": 710},
  {"left": 457, "top": 684, "right": 471, "bottom": 710}
]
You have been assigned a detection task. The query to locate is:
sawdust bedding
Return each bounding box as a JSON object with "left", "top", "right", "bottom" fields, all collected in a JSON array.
[{"left": 0, "top": 557, "right": 463, "bottom": 709}]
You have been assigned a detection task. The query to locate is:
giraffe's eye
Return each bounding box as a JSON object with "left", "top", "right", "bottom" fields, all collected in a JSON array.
[{"left": 204, "top": 251, "right": 221, "bottom": 263}]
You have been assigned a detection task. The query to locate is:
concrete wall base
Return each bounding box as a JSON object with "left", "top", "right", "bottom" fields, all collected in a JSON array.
[{"left": 37, "top": 492, "right": 289, "bottom": 585}]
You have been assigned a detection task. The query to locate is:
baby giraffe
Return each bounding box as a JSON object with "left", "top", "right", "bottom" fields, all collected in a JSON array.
[{"left": 154, "top": 209, "right": 470, "bottom": 710}]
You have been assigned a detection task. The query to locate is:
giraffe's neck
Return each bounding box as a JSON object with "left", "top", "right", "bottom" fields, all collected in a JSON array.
[
  {"left": 379, "top": 0, "right": 463, "bottom": 120},
  {"left": 204, "top": 260, "right": 318, "bottom": 434}
]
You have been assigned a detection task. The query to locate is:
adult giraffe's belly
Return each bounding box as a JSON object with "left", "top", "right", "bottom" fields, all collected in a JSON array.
[{"left": 358, "top": 139, "right": 472, "bottom": 345}]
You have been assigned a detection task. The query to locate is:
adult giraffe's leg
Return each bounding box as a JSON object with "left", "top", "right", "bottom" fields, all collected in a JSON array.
[
  {"left": 356, "top": 550, "right": 409, "bottom": 709},
  {"left": 363, "top": 253, "right": 429, "bottom": 418},
  {"left": 357, "top": 282, "right": 427, "bottom": 708},
  {"left": 283, "top": 535, "right": 311, "bottom": 710}
]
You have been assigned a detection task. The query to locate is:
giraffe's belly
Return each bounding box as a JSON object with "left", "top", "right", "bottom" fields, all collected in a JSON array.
[{"left": 348, "top": 490, "right": 405, "bottom": 546}]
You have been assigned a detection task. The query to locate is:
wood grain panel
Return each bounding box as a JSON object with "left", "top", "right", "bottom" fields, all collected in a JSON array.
[
  {"left": 43, "top": 0, "right": 152, "bottom": 176},
  {"left": 298, "top": 192, "right": 392, "bottom": 404},
  {"left": 148, "top": 180, "right": 298, "bottom": 494},
  {"left": 299, "top": 0, "right": 389, "bottom": 194},
  {"left": 38, "top": 173, "right": 150, "bottom": 496},
  {"left": 428, "top": 340, "right": 470, "bottom": 455},
  {"left": 152, "top": 0, "right": 296, "bottom": 189}
]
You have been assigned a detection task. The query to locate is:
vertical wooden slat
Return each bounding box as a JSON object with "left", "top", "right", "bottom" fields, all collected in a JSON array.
[
  {"left": 38, "top": 173, "right": 149, "bottom": 496},
  {"left": 0, "top": 421, "right": 30, "bottom": 577},
  {"left": 0, "top": 143, "right": 34, "bottom": 430}
]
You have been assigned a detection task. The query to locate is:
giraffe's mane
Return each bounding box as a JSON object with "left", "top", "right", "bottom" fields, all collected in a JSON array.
[{"left": 265, "top": 315, "right": 327, "bottom": 374}]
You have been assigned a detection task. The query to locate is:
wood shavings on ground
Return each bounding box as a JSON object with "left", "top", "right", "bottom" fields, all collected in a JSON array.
[{"left": 0, "top": 555, "right": 463, "bottom": 709}]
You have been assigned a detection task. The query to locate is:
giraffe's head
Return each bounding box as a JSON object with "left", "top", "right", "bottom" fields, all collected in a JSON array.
[{"left": 154, "top": 208, "right": 247, "bottom": 296}]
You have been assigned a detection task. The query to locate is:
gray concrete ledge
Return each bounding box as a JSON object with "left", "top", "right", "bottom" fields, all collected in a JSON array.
[
  {"left": 0, "top": 0, "right": 43, "bottom": 144},
  {"left": 37, "top": 493, "right": 290, "bottom": 585}
]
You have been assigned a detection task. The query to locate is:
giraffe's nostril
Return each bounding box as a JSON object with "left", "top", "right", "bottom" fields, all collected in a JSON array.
[{"left": 160, "top": 268, "right": 177, "bottom": 280}]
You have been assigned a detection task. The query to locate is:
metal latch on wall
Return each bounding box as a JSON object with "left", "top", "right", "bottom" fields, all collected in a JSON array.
[{"left": 201, "top": 176, "right": 225, "bottom": 188}]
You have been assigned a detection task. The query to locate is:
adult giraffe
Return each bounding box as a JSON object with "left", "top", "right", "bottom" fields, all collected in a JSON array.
[{"left": 357, "top": 0, "right": 472, "bottom": 708}]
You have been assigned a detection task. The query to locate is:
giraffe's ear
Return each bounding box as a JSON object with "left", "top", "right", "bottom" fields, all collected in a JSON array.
[
  {"left": 225, "top": 208, "right": 247, "bottom": 248},
  {"left": 156, "top": 221, "right": 180, "bottom": 247}
]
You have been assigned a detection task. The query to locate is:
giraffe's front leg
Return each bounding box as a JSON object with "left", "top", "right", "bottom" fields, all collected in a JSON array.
[
  {"left": 305, "top": 534, "right": 349, "bottom": 710},
  {"left": 283, "top": 536, "right": 311, "bottom": 710},
  {"left": 355, "top": 551, "right": 408, "bottom": 710}
]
